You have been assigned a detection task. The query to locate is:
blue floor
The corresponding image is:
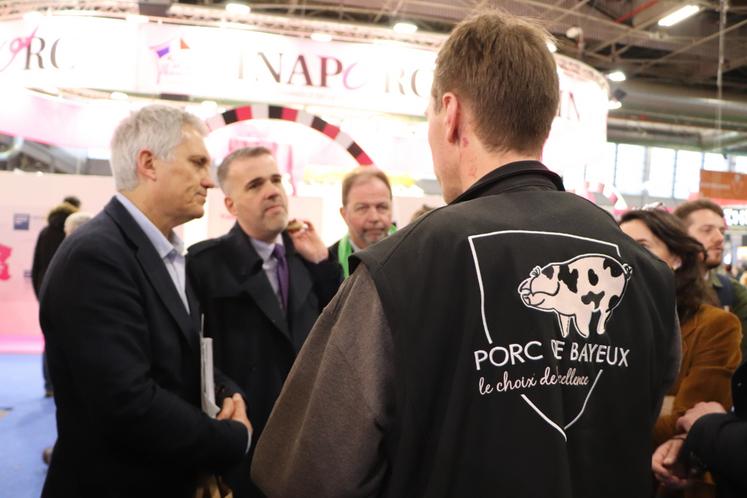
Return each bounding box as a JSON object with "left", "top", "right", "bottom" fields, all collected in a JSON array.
[{"left": 0, "top": 354, "right": 56, "bottom": 497}]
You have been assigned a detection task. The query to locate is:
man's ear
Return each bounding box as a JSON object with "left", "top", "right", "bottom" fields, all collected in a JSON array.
[
  {"left": 224, "top": 195, "right": 238, "bottom": 217},
  {"left": 339, "top": 206, "right": 348, "bottom": 224},
  {"left": 136, "top": 149, "right": 157, "bottom": 182},
  {"left": 442, "top": 92, "right": 461, "bottom": 146}
]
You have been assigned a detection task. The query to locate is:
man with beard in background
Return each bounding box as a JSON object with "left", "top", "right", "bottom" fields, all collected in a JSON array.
[{"left": 675, "top": 199, "right": 747, "bottom": 357}]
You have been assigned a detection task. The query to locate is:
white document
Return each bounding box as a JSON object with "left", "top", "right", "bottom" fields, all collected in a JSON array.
[{"left": 200, "top": 335, "right": 220, "bottom": 418}]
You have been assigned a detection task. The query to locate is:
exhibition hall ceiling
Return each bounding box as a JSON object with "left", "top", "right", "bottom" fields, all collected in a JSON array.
[
  {"left": 173, "top": 0, "right": 747, "bottom": 93},
  {"left": 2, "top": 0, "right": 747, "bottom": 152}
]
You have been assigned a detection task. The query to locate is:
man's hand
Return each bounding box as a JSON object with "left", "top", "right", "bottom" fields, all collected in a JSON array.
[
  {"left": 229, "top": 393, "right": 253, "bottom": 433},
  {"left": 217, "top": 394, "right": 252, "bottom": 431},
  {"left": 677, "top": 401, "right": 726, "bottom": 433},
  {"left": 288, "top": 220, "right": 328, "bottom": 264},
  {"left": 652, "top": 437, "right": 689, "bottom": 489},
  {"left": 217, "top": 396, "right": 236, "bottom": 421}
]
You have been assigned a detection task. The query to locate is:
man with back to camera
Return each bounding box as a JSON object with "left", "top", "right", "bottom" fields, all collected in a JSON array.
[
  {"left": 252, "top": 11, "right": 680, "bottom": 498},
  {"left": 674, "top": 199, "right": 747, "bottom": 357},
  {"left": 32, "top": 196, "right": 79, "bottom": 399},
  {"left": 187, "top": 146, "right": 342, "bottom": 497},
  {"left": 39, "top": 105, "right": 252, "bottom": 498},
  {"left": 329, "top": 167, "right": 395, "bottom": 277}
]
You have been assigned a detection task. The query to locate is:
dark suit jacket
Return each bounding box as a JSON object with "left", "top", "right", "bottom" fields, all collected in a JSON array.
[
  {"left": 328, "top": 239, "right": 342, "bottom": 262},
  {"left": 187, "top": 223, "right": 342, "bottom": 496},
  {"left": 39, "top": 197, "right": 248, "bottom": 498}
]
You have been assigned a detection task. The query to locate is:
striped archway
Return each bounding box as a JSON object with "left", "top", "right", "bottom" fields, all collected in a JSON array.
[{"left": 205, "top": 104, "right": 374, "bottom": 166}]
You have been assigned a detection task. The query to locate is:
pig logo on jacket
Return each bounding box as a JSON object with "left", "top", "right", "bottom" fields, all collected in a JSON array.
[{"left": 518, "top": 254, "right": 632, "bottom": 339}]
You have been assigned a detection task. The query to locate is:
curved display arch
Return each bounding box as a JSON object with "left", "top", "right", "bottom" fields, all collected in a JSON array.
[{"left": 206, "top": 104, "right": 374, "bottom": 166}]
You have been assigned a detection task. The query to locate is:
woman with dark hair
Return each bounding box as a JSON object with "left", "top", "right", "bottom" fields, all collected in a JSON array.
[{"left": 620, "top": 208, "right": 742, "bottom": 497}]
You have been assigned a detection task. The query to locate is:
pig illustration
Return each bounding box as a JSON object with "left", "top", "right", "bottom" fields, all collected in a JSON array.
[{"left": 517, "top": 254, "right": 632, "bottom": 338}]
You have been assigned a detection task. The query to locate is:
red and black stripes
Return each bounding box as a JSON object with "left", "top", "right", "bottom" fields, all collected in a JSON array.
[{"left": 206, "top": 104, "right": 374, "bottom": 166}]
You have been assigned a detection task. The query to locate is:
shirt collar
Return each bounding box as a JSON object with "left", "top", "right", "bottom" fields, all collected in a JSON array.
[
  {"left": 115, "top": 193, "right": 183, "bottom": 259},
  {"left": 349, "top": 237, "right": 362, "bottom": 253},
  {"left": 249, "top": 233, "right": 284, "bottom": 262}
]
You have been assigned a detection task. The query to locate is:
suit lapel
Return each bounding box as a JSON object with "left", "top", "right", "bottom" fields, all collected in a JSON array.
[
  {"left": 105, "top": 198, "right": 198, "bottom": 351},
  {"left": 225, "top": 225, "right": 291, "bottom": 341},
  {"left": 283, "top": 232, "right": 312, "bottom": 317}
]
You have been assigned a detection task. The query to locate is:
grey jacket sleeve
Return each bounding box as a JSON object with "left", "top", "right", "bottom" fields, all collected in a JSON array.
[{"left": 251, "top": 265, "right": 394, "bottom": 498}]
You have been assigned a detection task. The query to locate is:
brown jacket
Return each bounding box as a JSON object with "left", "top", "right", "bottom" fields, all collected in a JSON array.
[{"left": 654, "top": 304, "right": 742, "bottom": 447}]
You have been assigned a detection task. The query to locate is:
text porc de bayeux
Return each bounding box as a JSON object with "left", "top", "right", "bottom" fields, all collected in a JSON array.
[{"left": 474, "top": 339, "right": 629, "bottom": 395}]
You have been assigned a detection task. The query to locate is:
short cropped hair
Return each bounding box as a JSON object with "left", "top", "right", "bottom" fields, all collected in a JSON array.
[
  {"left": 432, "top": 11, "right": 559, "bottom": 155},
  {"left": 341, "top": 168, "right": 392, "bottom": 207},
  {"left": 110, "top": 105, "right": 206, "bottom": 192},
  {"left": 216, "top": 146, "right": 274, "bottom": 192},
  {"left": 673, "top": 199, "right": 725, "bottom": 224},
  {"left": 64, "top": 212, "right": 93, "bottom": 236},
  {"left": 63, "top": 196, "right": 81, "bottom": 208}
]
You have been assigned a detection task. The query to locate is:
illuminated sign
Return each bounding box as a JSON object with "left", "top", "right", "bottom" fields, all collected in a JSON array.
[{"left": 725, "top": 207, "right": 747, "bottom": 228}]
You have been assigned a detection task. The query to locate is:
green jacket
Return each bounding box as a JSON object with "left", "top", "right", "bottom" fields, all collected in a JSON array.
[{"left": 710, "top": 270, "right": 747, "bottom": 359}]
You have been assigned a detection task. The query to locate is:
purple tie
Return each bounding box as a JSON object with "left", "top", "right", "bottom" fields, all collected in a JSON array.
[{"left": 272, "top": 244, "right": 289, "bottom": 312}]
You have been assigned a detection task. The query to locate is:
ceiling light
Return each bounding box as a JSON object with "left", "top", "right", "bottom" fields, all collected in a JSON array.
[
  {"left": 310, "top": 32, "right": 332, "bottom": 42},
  {"left": 225, "top": 2, "right": 251, "bottom": 15},
  {"left": 606, "top": 70, "right": 626, "bottom": 82},
  {"left": 658, "top": 5, "right": 700, "bottom": 27},
  {"left": 393, "top": 22, "right": 418, "bottom": 34},
  {"left": 126, "top": 14, "right": 149, "bottom": 24},
  {"left": 608, "top": 99, "right": 622, "bottom": 110},
  {"left": 546, "top": 41, "right": 557, "bottom": 53},
  {"left": 565, "top": 26, "right": 583, "bottom": 39},
  {"left": 110, "top": 91, "right": 129, "bottom": 100}
]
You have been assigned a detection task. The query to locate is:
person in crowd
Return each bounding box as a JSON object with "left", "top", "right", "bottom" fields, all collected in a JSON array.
[
  {"left": 329, "top": 167, "right": 395, "bottom": 277},
  {"left": 42, "top": 210, "right": 93, "bottom": 466},
  {"left": 187, "top": 146, "right": 341, "bottom": 498},
  {"left": 409, "top": 203, "right": 435, "bottom": 223},
  {"left": 32, "top": 198, "right": 79, "bottom": 398},
  {"left": 251, "top": 11, "right": 680, "bottom": 498},
  {"left": 63, "top": 211, "right": 92, "bottom": 236},
  {"left": 39, "top": 105, "right": 252, "bottom": 498},
  {"left": 674, "top": 199, "right": 747, "bottom": 358},
  {"left": 620, "top": 208, "right": 742, "bottom": 498},
  {"left": 62, "top": 195, "right": 81, "bottom": 209},
  {"left": 653, "top": 366, "right": 747, "bottom": 498}
]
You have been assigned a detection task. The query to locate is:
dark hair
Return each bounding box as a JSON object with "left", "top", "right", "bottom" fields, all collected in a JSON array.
[
  {"left": 217, "top": 146, "right": 273, "bottom": 192},
  {"left": 63, "top": 196, "right": 81, "bottom": 208},
  {"left": 673, "top": 198, "right": 724, "bottom": 224},
  {"left": 619, "top": 209, "right": 715, "bottom": 323}
]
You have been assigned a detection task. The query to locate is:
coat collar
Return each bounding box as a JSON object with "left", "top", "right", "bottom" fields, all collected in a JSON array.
[
  {"left": 450, "top": 160, "right": 565, "bottom": 205},
  {"left": 104, "top": 197, "right": 199, "bottom": 350},
  {"left": 220, "top": 223, "right": 298, "bottom": 340}
]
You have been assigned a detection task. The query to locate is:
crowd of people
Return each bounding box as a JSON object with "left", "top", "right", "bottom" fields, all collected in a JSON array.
[{"left": 33, "top": 9, "right": 747, "bottom": 498}]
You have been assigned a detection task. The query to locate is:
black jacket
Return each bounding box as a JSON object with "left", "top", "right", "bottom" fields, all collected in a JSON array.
[
  {"left": 354, "top": 161, "right": 679, "bottom": 498},
  {"left": 31, "top": 203, "right": 76, "bottom": 297},
  {"left": 683, "top": 362, "right": 747, "bottom": 498},
  {"left": 40, "top": 197, "right": 248, "bottom": 498},
  {"left": 187, "top": 223, "right": 342, "bottom": 497}
]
